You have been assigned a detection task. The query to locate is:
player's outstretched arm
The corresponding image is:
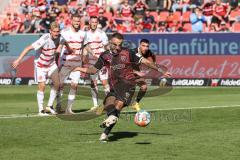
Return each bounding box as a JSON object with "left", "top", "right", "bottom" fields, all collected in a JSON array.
[
  {"left": 74, "top": 66, "right": 98, "bottom": 74},
  {"left": 141, "top": 58, "right": 171, "bottom": 77},
  {"left": 12, "top": 45, "right": 34, "bottom": 68}
]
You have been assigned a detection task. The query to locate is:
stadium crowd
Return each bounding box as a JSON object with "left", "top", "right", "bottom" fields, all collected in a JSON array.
[{"left": 1, "top": 0, "right": 240, "bottom": 33}]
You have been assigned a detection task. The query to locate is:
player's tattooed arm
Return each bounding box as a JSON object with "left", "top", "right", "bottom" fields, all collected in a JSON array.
[
  {"left": 12, "top": 45, "right": 34, "bottom": 68},
  {"left": 74, "top": 66, "right": 98, "bottom": 74}
]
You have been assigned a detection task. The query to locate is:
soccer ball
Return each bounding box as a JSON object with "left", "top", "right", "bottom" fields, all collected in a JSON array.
[{"left": 134, "top": 110, "right": 151, "bottom": 127}]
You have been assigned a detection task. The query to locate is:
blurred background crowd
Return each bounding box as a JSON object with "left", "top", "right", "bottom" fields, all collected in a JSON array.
[{"left": 0, "top": 0, "right": 240, "bottom": 34}]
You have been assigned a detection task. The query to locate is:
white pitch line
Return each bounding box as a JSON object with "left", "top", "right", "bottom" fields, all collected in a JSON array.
[
  {"left": 0, "top": 104, "right": 240, "bottom": 119},
  {"left": 121, "top": 104, "right": 240, "bottom": 113}
]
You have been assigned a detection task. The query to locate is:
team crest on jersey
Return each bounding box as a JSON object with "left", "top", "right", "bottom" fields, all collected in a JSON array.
[{"left": 120, "top": 55, "right": 127, "bottom": 62}]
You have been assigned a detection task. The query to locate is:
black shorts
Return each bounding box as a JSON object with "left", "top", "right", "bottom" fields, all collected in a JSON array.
[{"left": 104, "top": 81, "right": 136, "bottom": 106}]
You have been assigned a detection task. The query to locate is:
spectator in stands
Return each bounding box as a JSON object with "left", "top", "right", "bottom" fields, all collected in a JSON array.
[
  {"left": 1, "top": 12, "right": 12, "bottom": 34},
  {"left": 98, "top": 9, "right": 109, "bottom": 31},
  {"left": 86, "top": 0, "right": 100, "bottom": 17},
  {"left": 119, "top": 0, "right": 133, "bottom": 19},
  {"left": 163, "top": 0, "right": 172, "bottom": 11},
  {"left": 208, "top": 23, "right": 218, "bottom": 32},
  {"left": 190, "top": 7, "right": 206, "bottom": 32},
  {"left": 40, "top": 13, "right": 52, "bottom": 33},
  {"left": 172, "top": 0, "right": 190, "bottom": 13},
  {"left": 20, "top": 0, "right": 30, "bottom": 14},
  {"left": 37, "top": 0, "right": 48, "bottom": 13},
  {"left": 190, "top": 0, "right": 201, "bottom": 8},
  {"left": 21, "top": 13, "right": 33, "bottom": 33},
  {"left": 28, "top": 1, "right": 37, "bottom": 13},
  {"left": 77, "top": 0, "right": 87, "bottom": 7},
  {"left": 212, "top": 0, "right": 231, "bottom": 26},
  {"left": 132, "top": 20, "right": 143, "bottom": 32},
  {"left": 218, "top": 21, "right": 230, "bottom": 32},
  {"left": 201, "top": 0, "right": 215, "bottom": 27},
  {"left": 12, "top": 13, "right": 22, "bottom": 33},
  {"left": 105, "top": 20, "right": 117, "bottom": 33},
  {"left": 76, "top": 3, "right": 84, "bottom": 17},
  {"left": 57, "top": 15, "right": 66, "bottom": 29},
  {"left": 142, "top": 9, "right": 155, "bottom": 32},
  {"left": 47, "top": 0, "right": 61, "bottom": 21},
  {"left": 156, "top": 21, "right": 169, "bottom": 32},
  {"left": 168, "top": 20, "right": 181, "bottom": 32},
  {"left": 113, "top": 10, "right": 124, "bottom": 25},
  {"left": 123, "top": 19, "right": 135, "bottom": 32},
  {"left": 133, "top": 0, "right": 149, "bottom": 19},
  {"left": 32, "top": 13, "right": 43, "bottom": 33}
]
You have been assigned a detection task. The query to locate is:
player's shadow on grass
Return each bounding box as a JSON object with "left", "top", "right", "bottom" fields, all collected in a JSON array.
[
  {"left": 108, "top": 132, "right": 138, "bottom": 141},
  {"left": 108, "top": 131, "right": 171, "bottom": 142},
  {"left": 72, "top": 109, "right": 89, "bottom": 113}
]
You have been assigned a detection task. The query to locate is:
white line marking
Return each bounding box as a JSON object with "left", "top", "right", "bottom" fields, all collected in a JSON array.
[{"left": 0, "top": 104, "right": 240, "bottom": 119}]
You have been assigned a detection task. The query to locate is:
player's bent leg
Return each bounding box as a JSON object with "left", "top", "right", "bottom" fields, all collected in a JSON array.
[
  {"left": 99, "top": 99, "right": 124, "bottom": 142},
  {"left": 100, "top": 99, "right": 123, "bottom": 128}
]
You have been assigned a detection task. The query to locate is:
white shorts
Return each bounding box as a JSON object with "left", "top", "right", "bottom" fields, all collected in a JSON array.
[
  {"left": 69, "top": 71, "right": 81, "bottom": 84},
  {"left": 35, "top": 63, "right": 58, "bottom": 83},
  {"left": 90, "top": 66, "right": 108, "bottom": 81}
]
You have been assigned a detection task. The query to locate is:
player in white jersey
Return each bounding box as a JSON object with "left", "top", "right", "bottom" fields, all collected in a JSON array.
[
  {"left": 12, "top": 22, "right": 64, "bottom": 116},
  {"left": 84, "top": 16, "right": 110, "bottom": 110},
  {"left": 56, "top": 14, "right": 86, "bottom": 114}
]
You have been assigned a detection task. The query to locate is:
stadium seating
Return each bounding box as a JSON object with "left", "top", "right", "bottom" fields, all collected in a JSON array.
[
  {"left": 1, "top": 0, "right": 240, "bottom": 33},
  {"left": 232, "top": 22, "right": 240, "bottom": 32}
]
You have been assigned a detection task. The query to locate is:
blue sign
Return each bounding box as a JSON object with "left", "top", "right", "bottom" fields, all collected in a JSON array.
[
  {"left": 0, "top": 34, "right": 40, "bottom": 56},
  {"left": 123, "top": 33, "right": 240, "bottom": 55}
]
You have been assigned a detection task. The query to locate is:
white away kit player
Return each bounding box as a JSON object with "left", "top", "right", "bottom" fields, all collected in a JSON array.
[
  {"left": 56, "top": 13, "right": 86, "bottom": 114},
  {"left": 12, "top": 22, "right": 64, "bottom": 116},
  {"left": 84, "top": 16, "right": 110, "bottom": 110}
]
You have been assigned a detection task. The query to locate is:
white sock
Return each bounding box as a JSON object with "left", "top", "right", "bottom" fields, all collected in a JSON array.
[
  {"left": 104, "top": 84, "right": 110, "bottom": 95},
  {"left": 56, "top": 90, "right": 63, "bottom": 107},
  {"left": 47, "top": 88, "right": 57, "bottom": 107},
  {"left": 91, "top": 87, "right": 98, "bottom": 107},
  {"left": 67, "top": 88, "right": 76, "bottom": 111},
  {"left": 37, "top": 91, "right": 44, "bottom": 113}
]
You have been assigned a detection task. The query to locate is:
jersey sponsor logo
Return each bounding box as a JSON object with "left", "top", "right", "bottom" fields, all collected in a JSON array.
[{"left": 111, "top": 64, "right": 125, "bottom": 70}]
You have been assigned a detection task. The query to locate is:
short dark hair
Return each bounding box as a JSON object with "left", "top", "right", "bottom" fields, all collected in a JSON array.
[
  {"left": 140, "top": 39, "right": 150, "bottom": 44},
  {"left": 71, "top": 13, "right": 81, "bottom": 19},
  {"left": 111, "top": 32, "right": 124, "bottom": 40},
  {"left": 90, "top": 16, "right": 98, "bottom": 20}
]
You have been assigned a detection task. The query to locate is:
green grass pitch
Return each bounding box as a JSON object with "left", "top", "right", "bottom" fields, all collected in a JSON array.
[{"left": 0, "top": 85, "right": 240, "bottom": 160}]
